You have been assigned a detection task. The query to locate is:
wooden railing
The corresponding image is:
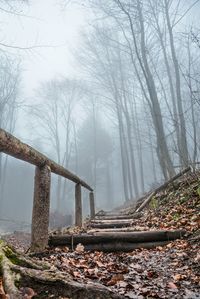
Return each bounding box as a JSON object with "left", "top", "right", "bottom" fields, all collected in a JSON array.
[{"left": 0, "top": 129, "right": 94, "bottom": 252}]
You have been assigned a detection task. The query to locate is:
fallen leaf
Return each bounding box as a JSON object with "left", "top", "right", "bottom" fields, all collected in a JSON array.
[
  {"left": 20, "top": 287, "right": 37, "bottom": 298},
  {"left": 107, "top": 274, "right": 124, "bottom": 286},
  {"left": 96, "top": 260, "right": 104, "bottom": 267},
  {"left": 168, "top": 282, "right": 178, "bottom": 289},
  {"left": 75, "top": 243, "right": 84, "bottom": 253}
]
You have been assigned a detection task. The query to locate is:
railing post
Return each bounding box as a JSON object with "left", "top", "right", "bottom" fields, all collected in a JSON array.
[
  {"left": 30, "top": 164, "right": 51, "bottom": 252},
  {"left": 89, "top": 191, "right": 95, "bottom": 219},
  {"left": 75, "top": 183, "right": 82, "bottom": 227}
]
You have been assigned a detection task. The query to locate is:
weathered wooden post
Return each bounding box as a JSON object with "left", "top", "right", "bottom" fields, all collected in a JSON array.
[
  {"left": 75, "top": 183, "right": 82, "bottom": 227},
  {"left": 31, "top": 164, "right": 51, "bottom": 252},
  {"left": 89, "top": 191, "right": 95, "bottom": 219}
]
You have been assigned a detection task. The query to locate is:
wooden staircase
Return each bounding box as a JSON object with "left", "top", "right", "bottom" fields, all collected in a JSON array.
[{"left": 49, "top": 210, "right": 185, "bottom": 252}]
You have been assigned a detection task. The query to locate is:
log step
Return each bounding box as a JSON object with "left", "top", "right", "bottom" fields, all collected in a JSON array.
[
  {"left": 90, "top": 222, "right": 132, "bottom": 229},
  {"left": 49, "top": 230, "right": 185, "bottom": 248},
  {"left": 94, "top": 213, "right": 141, "bottom": 220},
  {"left": 87, "top": 227, "right": 149, "bottom": 233},
  {"left": 91, "top": 219, "right": 133, "bottom": 224},
  {"left": 82, "top": 241, "right": 171, "bottom": 252}
]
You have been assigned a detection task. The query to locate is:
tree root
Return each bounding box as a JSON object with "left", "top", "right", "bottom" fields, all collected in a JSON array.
[
  {"left": 0, "top": 243, "right": 21, "bottom": 298},
  {"left": 0, "top": 241, "right": 123, "bottom": 299}
]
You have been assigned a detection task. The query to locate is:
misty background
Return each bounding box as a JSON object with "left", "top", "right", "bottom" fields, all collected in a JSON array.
[{"left": 0, "top": 0, "right": 200, "bottom": 232}]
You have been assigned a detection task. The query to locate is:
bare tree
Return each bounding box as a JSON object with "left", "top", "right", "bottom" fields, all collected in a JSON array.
[
  {"left": 163, "top": 0, "right": 189, "bottom": 167},
  {"left": 31, "top": 78, "right": 83, "bottom": 212},
  {"left": 0, "top": 55, "right": 21, "bottom": 213}
]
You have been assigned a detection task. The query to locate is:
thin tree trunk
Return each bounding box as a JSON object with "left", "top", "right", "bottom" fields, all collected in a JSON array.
[
  {"left": 187, "top": 40, "right": 197, "bottom": 166},
  {"left": 116, "top": 104, "right": 129, "bottom": 201},
  {"left": 118, "top": 47, "right": 139, "bottom": 198},
  {"left": 150, "top": 0, "right": 181, "bottom": 161},
  {"left": 164, "top": 0, "right": 189, "bottom": 167},
  {"left": 116, "top": 0, "right": 175, "bottom": 178},
  {"left": 137, "top": 0, "right": 175, "bottom": 178}
]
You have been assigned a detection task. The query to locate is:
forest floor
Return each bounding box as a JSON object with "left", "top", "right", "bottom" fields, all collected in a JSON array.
[{"left": 1, "top": 171, "right": 200, "bottom": 298}]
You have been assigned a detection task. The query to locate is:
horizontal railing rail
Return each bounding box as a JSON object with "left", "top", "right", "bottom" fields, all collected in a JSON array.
[{"left": 0, "top": 129, "right": 92, "bottom": 191}]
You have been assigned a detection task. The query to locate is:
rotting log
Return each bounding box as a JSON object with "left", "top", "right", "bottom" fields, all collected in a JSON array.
[
  {"left": 90, "top": 222, "right": 132, "bottom": 229},
  {"left": 0, "top": 129, "right": 92, "bottom": 191},
  {"left": 136, "top": 166, "right": 191, "bottom": 213},
  {"left": 75, "top": 183, "right": 82, "bottom": 227},
  {"left": 49, "top": 230, "right": 185, "bottom": 247},
  {"left": 94, "top": 213, "right": 142, "bottom": 220},
  {"left": 30, "top": 164, "right": 51, "bottom": 252},
  {"left": 89, "top": 192, "right": 95, "bottom": 219},
  {"left": 83, "top": 241, "right": 171, "bottom": 252},
  {"left": 87, "top": 228, "right": 149, "bottom": 234},
  {"left": 91, "top": 219, "right": 133, "bottom": 224}
]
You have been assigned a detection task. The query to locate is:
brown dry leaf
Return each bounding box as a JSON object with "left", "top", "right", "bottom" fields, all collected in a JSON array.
[
  {"left": 62, "top": 246, "right": 70, "bottom": 253},
  {"left": 75, "top": 243, "right": 84, "bottom": 253},
  {"left": 85, "top": 267, "right": 99, "bottom": 278},
  {"left": 54, "top": 247, "right": 61, "bottom": 252},
  {"left": 86, "top": 268, "right": 95, "bottom": 275},
  {"left": 20, "top": 287, "right": 37, "bottom": 298},
  {"left": 166, "top": 242, "right": 173, "bottom": 248},
  {"left": 176, "top": 252, "right": 188, "bottom": 258},
  {"left": 73, "top": 271, "right": 81, "bottom": 278},
  {"left": 117, "top": 281, "right": 128, "bottom": 288},
  {"left": 96, "top": 260, "right": 104, "bottom": 267},
  {"left": 107, "top": 274, "right": 124, "bottom": 286},
  {"left": 194, "top": 253, "right": 200, "bottom": 262},
  {"left": 156, "top": 246, "right": 164, "bottom": 251},
  {"left": 168, "top": 282, "right": 178, "bottom": 289},
  {"left": 173, "top": 274, "right": 182, "bottom": 281},
  {"left": 0, "top": 278, "right": 5, "bottom": 295},
  {"left": 76, "top": 259, "right": 88, "bottom": 269}
]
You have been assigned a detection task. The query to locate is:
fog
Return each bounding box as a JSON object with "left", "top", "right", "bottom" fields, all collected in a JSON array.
[{"left": 0, "top": 0, "right": 200, "bottom": 233}]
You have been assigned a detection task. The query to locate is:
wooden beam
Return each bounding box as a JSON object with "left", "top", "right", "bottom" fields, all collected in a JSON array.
[
  {"left": 75, "top": 183, "right": 82, "bottom": 227},
  {"left": 90, "top": 222, "right": 132, "bottom": 229},
  {"left": 89, "top": 192, "right": 95, "bottom": 219},
  {"left": 94, "top": 214, "right": 141, "bottom": 220},
  {"left": 30, "top": 164, "right": 51, "bottom": 252},
  {"left": 82, "top": 241, "right": 171, "bottom": 252},
  {"left": 0, "top": 129, "right": 92, "bottom": 191},
  {"left": 91, "top": 219, "right": 133, "bottom": 224},
  {"left": 49, "top": 230, "right": 185, "bottom": 246}
]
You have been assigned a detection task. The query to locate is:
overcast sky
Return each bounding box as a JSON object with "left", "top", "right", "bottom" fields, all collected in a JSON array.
[
  {"left": 2, "top": 0, "right": 200, "bottom": 101},
  {"left": 2, "top": 0, "right": 88, "bottom": 99},
  {"left": 1, "top": 0, "right": 200, "bottom": 139}
]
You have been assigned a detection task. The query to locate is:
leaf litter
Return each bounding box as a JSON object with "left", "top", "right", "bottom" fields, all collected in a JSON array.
[{"left": 1, "top": 171, "right": 200, "bottom": 298}]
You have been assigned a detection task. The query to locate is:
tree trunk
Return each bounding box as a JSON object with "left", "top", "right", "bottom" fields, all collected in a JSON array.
[
  {"left": 164, "top": 0, "right": 189, "bottom": 167},
  {"left": 137, "top": 0, "right": 175, "bottom": 179},
  {"left": 118, "top": 0, "right": 175, "bottom": 179}
]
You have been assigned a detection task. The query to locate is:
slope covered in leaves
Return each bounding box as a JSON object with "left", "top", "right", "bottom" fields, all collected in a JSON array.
[
  {"left": 31, "top": 171, "right": 199, "bottom": 298},
  {"left": 131, "top": 171, "right": 200, "bottom": 236},
  {"left": 1, "top": 171, "right": 200, "bottom": 298}
]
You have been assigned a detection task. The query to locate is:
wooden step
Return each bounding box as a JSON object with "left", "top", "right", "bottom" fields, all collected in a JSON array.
[{"left": 49, "top": 230, "right": 185, "bottom": 251}]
